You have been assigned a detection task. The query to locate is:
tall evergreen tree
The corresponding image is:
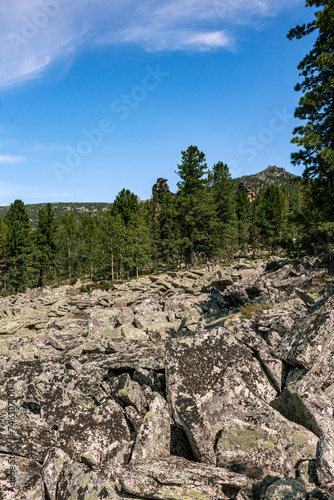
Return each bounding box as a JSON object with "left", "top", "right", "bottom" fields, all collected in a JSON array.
[
  {"left": 235, "top": 190, "right": 251, "bottom": 253},
  {"left": 112, "top": 189, "right": 139, "bottom": 226},
  {"left": 56, "top": 211, "right": 80, "bottom": 280},
  {"left": 99, "top": 211, "right": 126, "bottom": 281},
  {"left": 4, "top": 199, "right": 33, "bottom": 292},
  {"left": 288, "top": 0, "right": 334, "bottom": 221},
  {"left": 156, "top": 192, "right": 180, "bottom": 266},
  {"left": 176, "top": 146, "right": 215, "bottom": 266},
  {"left": 0, "top": 217, "right": 7, "bottom": 290},
  {"left": 128, "top": 206, "right": 152, "bottom": 278},
  {"left": 79, "top": 213, "right": 100, "bottom": 281},
  {"left": 35, "top": 203, "right": 58, "bottom": 286},
  {"left": 208, "top": 161, "right": 237, "bottom": 258},
  {"left": 257, "top": 185, "right": 285, "bottom": 253}
]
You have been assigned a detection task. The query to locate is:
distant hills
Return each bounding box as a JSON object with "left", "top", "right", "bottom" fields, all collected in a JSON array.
[
  {"left": 0, "top": 202, "right": 111, "bottom": 227},
  {"left": 0, "top": 166, "right": 301, "bottom": 226},
  {"left": 232, "top": 165, "right": 301, "bottom": 195}
]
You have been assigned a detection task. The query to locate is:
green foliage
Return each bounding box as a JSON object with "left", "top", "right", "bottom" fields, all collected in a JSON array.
[
  {"left": 4, "top": 199, "right": 33, "bottom": 292},
  {"left": 98, "top": 211, "right": 126, "bottom": 281},
  {"left": 176, "top": 146, "right": 215, "bottom": 266},
  {"left": 112, "top": 188, "right": 139, "bottom": 226},
  {"left": 239, "top": 302, "right": 273, "bottom": 319},
  {"left": 257, "top": 185, "right": 286, "bottom": 253},
  {"left": 156, "top": 192, "right": 180, "bottom": 265},
  {"left": 208, "top": 162, "right": 238, "bottom": 258},
  {"left": 56, "top": 210, "right": 80, "bottom": 280},
  {"left": 0, "top": 146, "right": 326, "bottom": 294},
  {"left": 288, "top": 0, "right": 334, "bottom": 222},
  {"left": 34, "top": 203, "right": 58, "bottom": 286},
  {"left": 235, "top": 190, "right": 251, "bottom": 252}
]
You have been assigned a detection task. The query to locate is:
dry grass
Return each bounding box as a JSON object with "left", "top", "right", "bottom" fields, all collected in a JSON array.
[{"left": 239, "top": 302, "right": 273, "bottom": 319}]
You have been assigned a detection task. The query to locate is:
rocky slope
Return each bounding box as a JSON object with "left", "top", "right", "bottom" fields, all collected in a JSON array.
[
  {"left": 233, "top": 165, "right": 300, "bottom": 196},
  {"left": 0, "top": 256, "right": 333, "bottom": 499}
]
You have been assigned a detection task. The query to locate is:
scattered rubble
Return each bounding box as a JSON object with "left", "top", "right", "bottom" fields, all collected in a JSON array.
[{"left": 0, "top": 254, "right": 333, "bottom": 499}]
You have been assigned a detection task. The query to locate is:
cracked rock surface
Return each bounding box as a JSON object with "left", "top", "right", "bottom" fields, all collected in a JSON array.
[{"left": 0, "top": 255, "right": 333, "bottom": 499}]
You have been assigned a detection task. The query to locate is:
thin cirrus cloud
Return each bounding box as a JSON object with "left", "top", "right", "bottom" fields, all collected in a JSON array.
[
  {"left": 0, "top": 0, "right": 302, "bottom": 90},
  {"left": 0, "top": 154, "right": 26, "bottom": 164},
  {"left": 0, "top": 182, "right": 71, "bottom": 200}
]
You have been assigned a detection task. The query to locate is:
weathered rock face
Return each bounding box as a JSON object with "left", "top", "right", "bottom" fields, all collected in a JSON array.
[
  {"left": 152, "top": 177, "right": 171, "bottom": 196},
  {"left": 166, "top": 327, "right": 317, "bottom": 479},
  {"left": 0, "top": 254, "right": 333, "bottom": 499},
  {"left": 120, "top": 457, "right": 250, "bottom": 499}
]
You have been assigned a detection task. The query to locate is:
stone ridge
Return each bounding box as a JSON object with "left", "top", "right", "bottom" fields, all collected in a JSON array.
[
  {"left": 0, "top": 255, "right": 333, "bottom": 499},
  {"left": 233, "top": 164, "right": 301, "bottom": 196}
]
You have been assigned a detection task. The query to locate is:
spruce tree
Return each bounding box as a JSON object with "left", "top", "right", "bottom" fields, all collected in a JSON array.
[
  {"left": 99, "top": 211, "right": 126, "bottom": 281},
  {"left": 128, "top": 206, "right": 152, "bottom": 278},
  {"left": 4, "top": 199, "right": 33, "bottom": 292},
  {"left": 56, "top": 211, "right": 80, "bottom": 280},
  {"left": 0, "top": 217, "right": 7, "bottom": 290},
  {"left": 257, "top": 185, "right": 285, "bottom": 253},
  {"left": 112, "top": 189, "right": 139, "bottom": 226},
  {"left": 157, "top": 192, "right": 180, "bottom": 266},
  {"left": 235, "top": 190, "right": 251, "bottom": 253},
  {"left": 35, "top": 203, "right": 58, "bottom": 286},
  {"left": 288, "top": 0, "right": 334, "bottom": 222},
  {"left": 176, "top": 146, "right": 215, "bottom": 267},
  {"left": 79, "top": 213, "right": 100, "bottom": 282},
  {"left": 208, "top": 161, "right": 237, "bottom": 258}
]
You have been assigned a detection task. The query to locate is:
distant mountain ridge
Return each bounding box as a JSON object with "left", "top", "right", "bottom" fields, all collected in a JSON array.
[
  {"left": 232, "top": 165, "right": 301, "bottom": 195},
  {"left": 0, "top": 202, "right": 111, "bottom": 227}
]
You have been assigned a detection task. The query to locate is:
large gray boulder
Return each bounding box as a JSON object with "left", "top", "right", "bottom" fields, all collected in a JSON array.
[
  {"left": 120, "top": 456, "right": 249, "bottom": 499},
  {"left": 166, "top": 327, "right": 317, "bottom": 478}
]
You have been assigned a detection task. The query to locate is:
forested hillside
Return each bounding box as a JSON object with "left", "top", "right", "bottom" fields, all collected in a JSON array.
[
  {"left": 0, "top": 150, "right": 332, "bottom": 295},
  {"left": 232, "top": 165, "right": 301, "bottom": 196},
  {"left": 0, "top": 202, "right": 112, "bottom": 227}
]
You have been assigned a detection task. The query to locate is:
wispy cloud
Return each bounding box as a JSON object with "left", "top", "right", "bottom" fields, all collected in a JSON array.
[
  {"left": 0, "top": 181, "right": 71, "bottom": 201},
  {"left": 0, "top": 0, "right": 302, "bottom": 89},
  {"left": 0, "top": 154, "right": 25, "bottom": 164},
  {"left": 22, "top": 142, "right": 67, "bottom": 152}
]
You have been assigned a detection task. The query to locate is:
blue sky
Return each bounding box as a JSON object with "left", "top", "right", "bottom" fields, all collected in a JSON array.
[{"left": 0, "top": 0, "right": 316, "bottom": 205}]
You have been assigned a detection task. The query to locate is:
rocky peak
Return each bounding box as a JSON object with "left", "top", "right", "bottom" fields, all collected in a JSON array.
[
  {"left": 238, "top": 181, "right": 256, "bottom": 201},
  {"left": 233, "top": 164, "right": 301, "bottom": 196},
  {"left": 152, "top": 178, "right": 171, "bottom": 195}
]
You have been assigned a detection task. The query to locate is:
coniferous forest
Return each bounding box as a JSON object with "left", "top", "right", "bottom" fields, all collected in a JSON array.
[
  {"left": 1, "top": 0, "right": 334, "bottom": 295},
  {"left": 0, "top": 152, "right": 332, "bottom": 295}
]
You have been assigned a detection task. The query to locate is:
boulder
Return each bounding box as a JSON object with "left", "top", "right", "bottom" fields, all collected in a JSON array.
[
  {"left": 56, "top": 462, "right": 118, "bottom": 499},
  {"left": 120, "top": 456, "right": 249, "bottom": 499},
  {"left": 57, "top": 399, "right": 132, "bottom": 469},
  {"left": 131, "top": 392, "right": 170, "bottom": 461}
]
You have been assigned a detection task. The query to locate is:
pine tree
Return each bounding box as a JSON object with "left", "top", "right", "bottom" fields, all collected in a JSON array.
[
  {"left": 248, "top": 195, "right": 260, "bottom": 255},
  {"left": 176, "top": 146, "right": 215, "bottom": 267},
  {"left": 208, "top": 162, "right": 237, "bottom": 258},
  {"left": 35, "top": 203, "right": 58, "bottom": 286},
  {"left": 0, "top": 217, "right": 7, "bottom": 290},
  {"left": 56, "top": 211, "right": 80, "bottom": 280},
  {"left": 112, "top": 188, "right": 139, "bottom": 226},
  {"left": 79, "top": 213, "right": 100, "bottom": 282},
  {"left": 128, "top": 205, "right": 152, "bottom": 278},
  {"left": 99, "top": 211, "right": 126, "bottom": 281},
  {"left": 257, "top": 185, "right": 285, "bottom": 253},
  {"left": 157, "top": 192, "right": 180, "bottom": 266},
  {"left": 235, "top": 190, "right": 251, "bottom": 253},
  {"left": 4, "top": 199, "right": 33, "bottom": 292},
  {"left": 288, "top": 0, "right": 334, "bottom": 222}
]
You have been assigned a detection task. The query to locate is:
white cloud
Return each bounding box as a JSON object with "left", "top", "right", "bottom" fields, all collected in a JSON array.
[
  {"left": 0, "top": 181, "right": 71, "bottom": 201},
  {"left": 0, "top": 0, "right": 303, "bottom": 89},
  {"left": 22, "top": 142, "right": 67, "bottom": 152},
  {"left": 0, "top": 154, "right": 25, "bottom": 164}
]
